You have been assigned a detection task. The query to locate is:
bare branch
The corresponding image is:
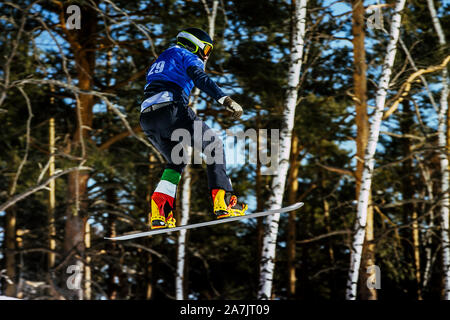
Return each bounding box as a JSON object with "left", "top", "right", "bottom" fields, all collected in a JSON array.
[
  {"left": 398, "top": 37, "right": 439, "bottom": 112},
  {"left": 297, "top": 230, "right": 351, "bottom": 244},
  {"left": 102, "top": 0, "right": 158, "bottom": 58},
  {"left": 383, "top": 55, "right": 450, "bottom": 120},
  {"left": 9, "top": 87, "right": 34, "bottom": 196},
  {"left": 316, "top": 161, "right": 355, "bottom": 178},
  {"left": 0, "top": 166, "right": 92, "bottom": 212},
  {"left": 12, "top": 79, "right": 164, "bottom": 162}
]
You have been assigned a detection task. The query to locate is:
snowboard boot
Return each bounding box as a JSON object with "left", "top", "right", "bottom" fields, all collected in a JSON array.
[
  {"left": 212, "top": 189, "right": 248, "bottom": 219},
  {"left": 149, "top": 168, "right": 181, "bottom": 229},
  {"left": 149, "top": 193, "right": 176, "bottom": 229}
]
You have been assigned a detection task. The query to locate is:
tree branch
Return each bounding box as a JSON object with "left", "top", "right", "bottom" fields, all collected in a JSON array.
[
  {"left": 383, "top": 55, "right": 450, "bottom": 120},
  {"left": 0, "top": 166, "right": 92, "bottom": 212}
]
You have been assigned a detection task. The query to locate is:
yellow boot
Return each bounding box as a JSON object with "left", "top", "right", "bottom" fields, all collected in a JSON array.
[
  {"left": 149, "top": 193, "right": 176, "bottom": 229},
  {"left": 212, "top": 189, "right": 248, "bottom": 219}
]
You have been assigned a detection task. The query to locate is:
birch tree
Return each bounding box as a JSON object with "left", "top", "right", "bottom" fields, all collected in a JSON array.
[
  {"left": 351, "top": 0, "right": 377, "bottom": 300},
  {"left": 258, "top": 0, "right": 307, "bottom": 300},
  {"left": 426, "top": 0, "right": 450, "bottom": 300},
  {"left": 175, "top": 0, "right": 219, "bottom": 300},
  {"left": 346, "top": 0, "right": 406, "bottom": 300}
]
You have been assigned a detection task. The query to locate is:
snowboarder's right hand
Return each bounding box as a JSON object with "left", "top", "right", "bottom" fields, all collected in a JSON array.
[{"left": 221, "top": 96, "right": 243, "bottom": 120}]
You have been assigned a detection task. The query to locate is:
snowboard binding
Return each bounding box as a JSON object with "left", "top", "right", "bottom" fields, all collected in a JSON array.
[{"left": 212, "top": 189, "right": 248, "bottom": 219}]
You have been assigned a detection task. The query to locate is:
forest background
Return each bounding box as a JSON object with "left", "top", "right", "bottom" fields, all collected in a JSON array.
[{"left": 0, "top": 0, "right": 449, "bottom": 300}]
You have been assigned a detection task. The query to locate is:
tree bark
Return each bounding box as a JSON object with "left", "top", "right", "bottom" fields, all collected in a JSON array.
[
  {"left": 258, "top": 0, "right": 307, "bottom": 300},
  {"left": 48, "top": 117, "right": 56, "bottom": 271},
  {"left": 400, "top": 100, "right": 422, "bottom": 299},
  {"left": 359, "top": 203, "right": 376, "bottom": 299},
  {"left": 62, "top": 3, "right": 98, "bottom": 300},
  {"left": 176, "top": 162, "right": 192, "bottom": 300},
  {"left": 256, "top": 108, "right": 266, "bottom": 273},
  {"left": 106, "top": 191, "right": 119, "bottom": 300},
  {"left": 145, "top": 153, "right": 158, "bottom": 300},
  {"left": 287, "top": 134, "right": 300, "bottom": 298},
  {"left": 351, "top": 0, "right": 376, "bottom": 300},
  {"left": 346, "top": 0, "right": 406, "bottom": 300},
  {"left": 4, "top": 207, "right": 16, "bottom": 297},
  {"left": 351, "top": 0, "right": 368, "bottom": 197},
  {"left": 419, "top": 158, "right": 435, "bottom": 290},
  {"left": 426, "top": 0, "right": 450, "bottom": 300},
  {"left": 145, "top": 250, "right": 153, "bottom": 300},
  {"left": 84, "top": 221, "right": 91, "bottom": 300}
]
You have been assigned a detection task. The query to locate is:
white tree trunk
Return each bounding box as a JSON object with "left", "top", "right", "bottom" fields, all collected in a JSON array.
[
  {"left": 257, "top": 0, "right": 307, "bottom": 300},
  {"left": 175, "top": 0, "right": 219, "bottom": 300},
  {"left": 346, "top": 0, "right": 406, "bottom": 300},
  {"left": 175, "top": 158, "right": 192, "bottom": 300},
  {"left": 427, "top": 0, "right": 450, "bottom": 300},
  {"left": 417, "top": 159, "right": 436, "bottom": 289}
]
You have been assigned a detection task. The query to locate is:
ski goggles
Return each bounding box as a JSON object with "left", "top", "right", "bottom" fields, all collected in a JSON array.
[{"left": 177, "top": 31, "right": 213, "bottom": 57}]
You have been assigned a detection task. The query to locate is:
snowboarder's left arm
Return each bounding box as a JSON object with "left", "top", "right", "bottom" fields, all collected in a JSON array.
[
  {"left": 186, "top": 65, "right": 226, "bottom": 102},
  {"left": 186, "top": 66, "right": 243, "bottom": 120}
]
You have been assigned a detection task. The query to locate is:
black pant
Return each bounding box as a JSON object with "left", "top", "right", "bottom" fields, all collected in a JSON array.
[{"left": 140, "top": 101, "right": 233, "bottom": 192}]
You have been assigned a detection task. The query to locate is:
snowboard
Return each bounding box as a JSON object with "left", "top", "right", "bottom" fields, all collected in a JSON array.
[{"left": 105, "top": 202, "right": 304, "bottom": 241}]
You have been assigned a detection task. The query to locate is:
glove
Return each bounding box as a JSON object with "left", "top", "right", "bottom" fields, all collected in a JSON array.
[{"left": 221, "top": 96, "right": 243, "bottom": 120}]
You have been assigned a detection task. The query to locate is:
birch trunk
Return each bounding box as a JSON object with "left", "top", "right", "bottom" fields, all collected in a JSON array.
[
  {"left": 346, "top": 0, "right": 406, "bottom": 300},
  {"left": 257, "top": 0, "right": 307, "bottom": 300},
  {"left": 418, "top": 159, "right": 435, "bottom": 290},
  {"left": 176, "top": 162, "right": 192, "bottom": 300},
  {"left": 351, "top": 0, "right": 376, "bottom": 300},
  {"left": 426, "top": 0, "right": 450, "bottom": 299},
  {"left": 175, "top": 0, "right": 219, "bottom": 300}
]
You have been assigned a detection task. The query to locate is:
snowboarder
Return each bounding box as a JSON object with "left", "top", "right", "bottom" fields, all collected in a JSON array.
[{"left": 140, "top": 27, "right": 248, "bottom": 229}]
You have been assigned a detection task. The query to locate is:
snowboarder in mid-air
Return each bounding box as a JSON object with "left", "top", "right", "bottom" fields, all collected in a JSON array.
[{"left": 140, "top": 28, "right": 248, "bottom": 230}]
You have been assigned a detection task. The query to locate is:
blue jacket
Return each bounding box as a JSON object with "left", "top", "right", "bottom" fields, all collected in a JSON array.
[{"left": 144, "top": 46, "right": 226, "bottom": 106}]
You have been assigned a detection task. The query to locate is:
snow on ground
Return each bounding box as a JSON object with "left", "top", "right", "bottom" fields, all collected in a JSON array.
[{"left": 0, "top": 296, "right": 21, "bottom": 300}]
